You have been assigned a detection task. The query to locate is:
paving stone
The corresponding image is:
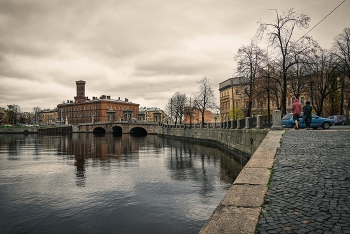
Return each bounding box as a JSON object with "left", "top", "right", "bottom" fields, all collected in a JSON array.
[{"left": 256, "top": 130, "right": 350, "bottom": 233}]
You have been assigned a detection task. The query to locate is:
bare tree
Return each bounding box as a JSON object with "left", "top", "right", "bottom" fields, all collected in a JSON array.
[
  {"left": 257, "top": 61, "right": 281, "bottom": 123},
  {"left": 165, "top": 92, "right": 187, "bottom": 125},
  {"left": 257, "top": 8, "right": 311, "bottom": 115},
  {"left": 289, "top": 61, "right": 311, "bottom": 99},
  {"left": 193, "top": 77, "right": 217, "bottom": 127},
  {"left": 307, "top": 49, "right": 338, "bottom": 116},
  {"left": 33, "top": 106, "right": 41, "bottom": 125},
  {"left": 234, "top": 42, "right": 266, "bottom": 117},
  {"left": 184, "top": 95, "right": 196, "bottom": 127},
  {"left": 5, "top": 104, "right": 20, "bottom": 125},
  {"left": 332, "top": 28, "right": 350, "bottom": 80},
  {"left": 331, "top": 28, "right": 350, "bottom": 114}
]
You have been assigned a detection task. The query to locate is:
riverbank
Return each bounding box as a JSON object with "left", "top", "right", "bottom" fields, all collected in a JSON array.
[
  {"left": 198, "top": 129, "right": 285, "bottom": 234},
  {"left": 0, "top": 126, "right": 38, "bottom": 134}
]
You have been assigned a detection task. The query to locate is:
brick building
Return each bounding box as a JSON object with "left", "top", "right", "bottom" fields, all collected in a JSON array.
[
  {"left": 183, "top": 107, "right": 213, "bottom": 124},
  {"left": 57, "top": 80, "right": 139, "bottom": 125}
]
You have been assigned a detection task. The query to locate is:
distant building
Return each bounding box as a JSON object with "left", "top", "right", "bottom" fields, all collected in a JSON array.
[
  {"left": 0, "top": 108, "right": 5, "bottom": 124},
  {"left": 39, "top": 108, "right": 59, "bottom": 125},
  {"left": 57, "top": 80, "right": 139, "bottom": 125},
  {"left": 137, "top": 107, "right": 166, "bottom": 123},
  {"left": 219, "top": 77, "right": 283, "bottom": 122},
  {"left": 183, "top": 107, "right": 213, "bottom": 124},
  {"left": 219, "top": 77, "right": 343, "bottom": 121}
]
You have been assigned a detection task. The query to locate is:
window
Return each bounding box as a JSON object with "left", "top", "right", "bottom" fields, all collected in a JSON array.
[
  {"left": 236, "top": 101, "right": 239, "bottom": 107},
  {"left": 301, "top": 97, "right": 305, "bottom": 105},
  {"left": 260, "top": 100, "right": 264, "bottom": 108}
]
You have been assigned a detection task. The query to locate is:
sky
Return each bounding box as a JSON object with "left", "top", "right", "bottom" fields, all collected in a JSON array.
[{"left": 0, "top": 0, "right": 349, "bottom": 113}]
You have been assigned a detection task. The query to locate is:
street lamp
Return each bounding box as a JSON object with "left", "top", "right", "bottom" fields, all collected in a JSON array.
[{"left": 214, "top": 111, "right": 219, "bottom": 128}]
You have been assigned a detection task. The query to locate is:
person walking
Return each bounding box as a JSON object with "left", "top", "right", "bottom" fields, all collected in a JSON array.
[
  {"left": 303, "top": 101, "right": 312, "bottom": 130},
  {"left": 292, "top": 98, "right": 302, "bottom": 130}
]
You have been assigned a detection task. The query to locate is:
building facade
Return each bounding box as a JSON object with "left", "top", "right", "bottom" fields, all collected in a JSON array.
[
  {"left": 39, "top": 108, "right": 59, "bottom": 125},
  {"left": 219, "top": 77, "right": 314, "bottom": 122},
  {"left": 183, "top": 107, "right": 214, "bottom": 124},
  {"left": 137, "top": 107, "right": 166, "bottom": 123},
  {"left": 57, "top": 80, "right": 140, "bottom": 125}
]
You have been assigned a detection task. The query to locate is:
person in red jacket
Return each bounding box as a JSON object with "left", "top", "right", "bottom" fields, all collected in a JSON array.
[{"left": 292, "top": 98, "right": 302, "bottom": 130}]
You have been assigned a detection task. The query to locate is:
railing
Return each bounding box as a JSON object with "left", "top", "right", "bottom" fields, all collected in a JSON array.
[
  {"left": 66, "top": 113, "right": 277, "bottom": 130},
  {"left": 160, "top": 114, "right": 277, "bottom": 130}
]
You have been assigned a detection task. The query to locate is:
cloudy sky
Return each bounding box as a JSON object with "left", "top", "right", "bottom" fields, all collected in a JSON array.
[{"left": 0, "top": 0, "right": 349, "bottom": 112}]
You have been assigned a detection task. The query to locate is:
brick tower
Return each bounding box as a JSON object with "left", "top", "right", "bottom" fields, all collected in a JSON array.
[{"left": 74, "top": 80, "right": 86, "bottom": 103}]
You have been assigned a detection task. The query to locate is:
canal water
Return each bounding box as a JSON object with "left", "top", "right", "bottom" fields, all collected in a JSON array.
[{"left": 0, "top": 134, "right": 247, "bottom": 234}]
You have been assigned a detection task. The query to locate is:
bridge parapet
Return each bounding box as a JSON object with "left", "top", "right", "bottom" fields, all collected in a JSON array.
[{"left": 77, "top": 122, "right": 161, "bottom": 134}]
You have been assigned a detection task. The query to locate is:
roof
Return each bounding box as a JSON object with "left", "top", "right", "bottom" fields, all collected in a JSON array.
[{"left": 219, "top": 77, "right": 244, "bottom": 91}]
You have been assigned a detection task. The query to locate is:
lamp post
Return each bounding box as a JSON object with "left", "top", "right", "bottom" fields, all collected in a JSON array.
[
  {"left": 214, "top": 111, "right": 219, "bottom": 128},
  {"left": 240, "top": 94, "right": 244, "bottom": 117},
  {"left": 189, "top": 92, "right": 198, "bottom": 129}
]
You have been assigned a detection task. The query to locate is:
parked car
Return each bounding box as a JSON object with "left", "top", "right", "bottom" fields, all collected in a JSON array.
[
  {"left": 282, "top": 113, "right": 333, "bottom": 129},
  {"left": 327, "top": 115, "right": 350, "bottom": 125}
]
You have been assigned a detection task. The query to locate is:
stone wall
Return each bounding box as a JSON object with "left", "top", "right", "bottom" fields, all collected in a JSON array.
[{"left": 159, "top": 127, "right": 269, "bottom": 157}]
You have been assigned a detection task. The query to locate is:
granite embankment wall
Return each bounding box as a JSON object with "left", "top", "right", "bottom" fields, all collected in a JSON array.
[
  {"left": 0, "top": 128, "right": 37, "bottom": 134},
  {"left": 159, "top": 110, "right": 284, "bottom": 234},
  {"left": 158, "top": 127, "right": 269, "bottom": 161}
]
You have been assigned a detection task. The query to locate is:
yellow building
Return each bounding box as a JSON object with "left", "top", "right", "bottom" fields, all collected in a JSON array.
[
  {"left": 39, "top": 108, "right": 59, "bottom": 125},
  {"left": 137, "top": 107, "right": 166, "bottom": 123},
  {"left": 219, "top": 77, "right": 313, "bottom": 121}
]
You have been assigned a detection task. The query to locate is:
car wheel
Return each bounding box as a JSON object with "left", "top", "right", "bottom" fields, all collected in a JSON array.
[
  {"left": 341, "top": 121, "right": 345, "bottom": 126},
  {"left": 322, "top": 122, "right": 330, "bottom": 129}
]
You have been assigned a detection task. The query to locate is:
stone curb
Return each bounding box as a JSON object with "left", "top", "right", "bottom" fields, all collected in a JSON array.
[{"left": 199, "top": 130, "right": 285, "bottom": 234}]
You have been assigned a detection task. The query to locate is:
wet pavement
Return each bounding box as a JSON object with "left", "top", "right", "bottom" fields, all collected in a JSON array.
[{"left": 256, "top": 130, "right": 350, "bottom": 233}]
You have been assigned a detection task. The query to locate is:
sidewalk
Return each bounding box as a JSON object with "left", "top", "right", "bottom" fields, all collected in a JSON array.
[
  {"left": 256, "top": 130, "right": 350, "bottom": 233},
  {"left": 199, "top": 130, "right": 285, "bottom": 234}
]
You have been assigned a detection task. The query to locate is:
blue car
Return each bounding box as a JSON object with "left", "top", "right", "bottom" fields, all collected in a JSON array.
[{"left": 282, "top": 113, "right": 333, "bottom": 129}]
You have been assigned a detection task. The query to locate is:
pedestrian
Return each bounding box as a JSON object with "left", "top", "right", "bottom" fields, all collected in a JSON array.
[
  {"left": 303, "top": 101, "right": 312, "bottom": 130},
  {"left": 292, "top": 98, "right": 302, "bottom": 130}
]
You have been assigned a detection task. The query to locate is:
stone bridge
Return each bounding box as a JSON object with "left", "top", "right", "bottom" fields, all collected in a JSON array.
[{"left": 76, "top": 122, "right": 161, "bottom": 136}]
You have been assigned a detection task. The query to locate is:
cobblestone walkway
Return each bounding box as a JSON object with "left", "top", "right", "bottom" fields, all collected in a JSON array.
[{"left": 256, "top": 130, "right": 350, "bottom": 234}]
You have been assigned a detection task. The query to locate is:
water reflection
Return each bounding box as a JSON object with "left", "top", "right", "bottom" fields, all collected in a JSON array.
[{"left": 0, "top": 134, "right": 247, "bottom": 234}]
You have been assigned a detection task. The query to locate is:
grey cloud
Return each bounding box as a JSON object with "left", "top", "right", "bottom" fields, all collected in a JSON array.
[{"left": 1, "top": 0, "right": 349, "bottom": 113}]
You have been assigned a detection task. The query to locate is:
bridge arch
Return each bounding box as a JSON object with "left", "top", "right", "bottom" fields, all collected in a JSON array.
[
  {"left": 130, "top": 127, "right": 147, "bottom": 136},
  {"left": 112, "top": 126, "right": 123, "bottom": 136},
  {"left": 93, "top": 127, "right": 106, "bottom": 134}
]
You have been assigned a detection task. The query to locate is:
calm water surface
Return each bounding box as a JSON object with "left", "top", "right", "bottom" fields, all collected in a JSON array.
[{"left": 0, "top": 134, "right": 246, "bottom": 234}]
